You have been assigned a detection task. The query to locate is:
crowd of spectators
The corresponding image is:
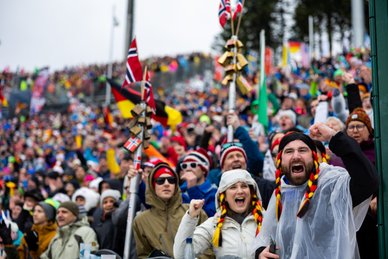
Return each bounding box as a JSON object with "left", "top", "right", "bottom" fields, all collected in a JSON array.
[{"left": 0, "top": 47, "right": 378, "bottom": 258}]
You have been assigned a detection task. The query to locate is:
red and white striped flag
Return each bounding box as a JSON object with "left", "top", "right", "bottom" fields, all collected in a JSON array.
[
  {"left": 233, "top": 0, "right": 243, "bottom": 20},
  {"left": 123, "top": 136, "right": 142, "bottom": 152},
  {"left": 218, "top": 0, "right": 231, "bottom": 28},
  {"left": 122, "top": 38, "right": 143, "bottom": 89}
]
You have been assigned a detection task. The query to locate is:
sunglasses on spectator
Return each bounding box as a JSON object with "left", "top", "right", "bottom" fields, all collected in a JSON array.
[
  {"left": 155, "top": 176, "right": 177, "bottom": 185},
  {"left": 221, "top": 142, "right": 243, "bottom": 154},
  {"left": 181, "top": 162, "right": 199, "bottom": 170}
]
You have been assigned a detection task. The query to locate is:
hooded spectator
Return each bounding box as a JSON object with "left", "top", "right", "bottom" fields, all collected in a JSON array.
[{"left": 132, "top": 163, "right": 210, "bottom": 258}]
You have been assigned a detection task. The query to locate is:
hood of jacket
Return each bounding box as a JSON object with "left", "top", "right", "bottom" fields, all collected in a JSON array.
[{"left": 145, "top": 163, "right": 182, "bottom": 211}]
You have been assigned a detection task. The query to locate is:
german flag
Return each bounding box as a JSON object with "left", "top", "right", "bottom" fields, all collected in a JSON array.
[{"left": 108, "top": 79, "right": 182, "bottom": 128}]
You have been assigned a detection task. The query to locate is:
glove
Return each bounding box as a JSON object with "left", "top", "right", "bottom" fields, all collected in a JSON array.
[
  {"left": 0, "top": 221, "right": 13, "bottom": 245},
  {"left": 24, "top": 230, "right": 39, "bottom": 251}
]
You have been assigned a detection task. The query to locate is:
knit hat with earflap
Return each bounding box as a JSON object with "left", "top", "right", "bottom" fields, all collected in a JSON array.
[
  {"left": 345, "top": 107, "right": 374, "bottom": 136},
  {"left": 182, "top": 148, "right": 211, "bottom": 175},
  {"left": 215, "top": 169, "right": 260, "bottom": 210}
]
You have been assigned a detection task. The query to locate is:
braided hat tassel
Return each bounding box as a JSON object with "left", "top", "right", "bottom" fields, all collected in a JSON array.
[
  {"left": 297, "top": 151, "right": 320, "bottom": 218},
  {"left": 252, "top": 193, "right": 263, "bottom": 236},
  {"left": 213, "top": 193, "right": 227, "bottom": 247},
  {"left": 275, "top": 151, "right": 283, "bottom": 221}
]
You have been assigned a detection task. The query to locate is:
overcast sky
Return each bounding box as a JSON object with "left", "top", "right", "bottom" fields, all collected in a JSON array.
[{"left": 0, "top": 0, "right": 221, "bottom": 72}]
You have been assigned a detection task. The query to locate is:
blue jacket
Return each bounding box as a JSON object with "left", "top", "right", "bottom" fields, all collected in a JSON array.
[
  {"left": 234, "top": 126, "right": 264, "bottom": 176},
  {"left": 180, "top": 179, "right": 217, "bottom": 217}
]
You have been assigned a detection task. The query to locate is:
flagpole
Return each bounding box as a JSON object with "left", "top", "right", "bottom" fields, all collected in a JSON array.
[
  {"left": 105, "top": 5, "right": 117, "bottom": 106},
  {"left": 227, "top": 0, "right": 245, "bottom": 142},
  {"left": 308, "top": 16, "right": 314, "bottom": 66},
  {"left": 235, "top": 0, "right": 245, "bottom": 37},
  {"left": 257, "top": 30, "right": 264, "bottom": 111},
  {"left": 123, "top": 68, "right": 147, "bottom": 259},
  {"left": 227, "top": 34, "right": 238, "bottom": 142},
  {"left": 259, "top": 30, "right": 265, "bottom": 92}
]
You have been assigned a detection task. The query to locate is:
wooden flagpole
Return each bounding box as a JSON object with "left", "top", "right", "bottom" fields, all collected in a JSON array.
[{"left": 123, "top": 67, "right": 148, "bottom": 259}]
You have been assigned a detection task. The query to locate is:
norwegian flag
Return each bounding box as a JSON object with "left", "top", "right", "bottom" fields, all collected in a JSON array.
[
  {"left": 233, "top": 0, "right": 243, "bottom": 20},
  {"left": 122, "top": 38, "right": 143, "bottom": 89},
  {"left": 123, "top": 136, "right": 142, "bottom": 152},
  {"left": 144, "top": 81, "right": 156, "bottom": 113},
  {"left": 218, "top": 0, "right": 231, "bottom": 28}
]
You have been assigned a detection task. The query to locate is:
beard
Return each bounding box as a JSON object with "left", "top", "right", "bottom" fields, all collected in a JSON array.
[{"left": 281, "top": 159, "right": 314, "bottom": 185}]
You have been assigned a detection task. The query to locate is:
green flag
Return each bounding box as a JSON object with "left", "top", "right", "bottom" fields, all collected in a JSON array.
[{"left": 258, "top": 73, "right": 268, "bottom": 129}]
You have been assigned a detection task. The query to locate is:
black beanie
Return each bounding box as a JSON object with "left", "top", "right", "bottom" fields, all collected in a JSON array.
[{"left": 279, "top": 132, "right": 317, "bottom": 153}]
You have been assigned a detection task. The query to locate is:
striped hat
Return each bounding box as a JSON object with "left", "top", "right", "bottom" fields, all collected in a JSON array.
[
  {"left": 220, "top": 142, "right": 247, "bottom": 169},
  {"left": 183, "top": 148, "right": 211, "bottom": 174}
]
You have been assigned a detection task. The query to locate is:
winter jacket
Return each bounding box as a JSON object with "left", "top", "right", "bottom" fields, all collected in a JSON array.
[
  {"left": 92, "top": 199, "right": 130, "bottom": 256},
  {"left": 132, "top": 166, "right": 209, "bottom": 258},
  {"left": 181, "top": 179, "right": 217, "bottom": 217},
  {"left": 92, "top": 209, "right": 116, "bottom": 253},
  {"left": 17, "top": 222, "right": 57, "bottom": 259},
  {"left": 174, "top": 212, "right": 258, "bottom": 259},
  {"left": 40, "top": 220, "right": 99, "bottom": 259}
]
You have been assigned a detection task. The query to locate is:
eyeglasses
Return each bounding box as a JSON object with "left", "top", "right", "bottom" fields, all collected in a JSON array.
[
  {"left": 155, "top": 176, "right": 177, "bottom": 185},
  {"left": 221, "top": 142, "right": 243, "bottom": 154},
  {"left": 181, "top": 162, "right": 198, "bottom": 170},
  {"left": 347, "top": 124, "right": 366, "bottom": 132}
]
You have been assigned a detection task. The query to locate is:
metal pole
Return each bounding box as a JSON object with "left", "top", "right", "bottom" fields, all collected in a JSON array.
[
  {"left": 259, "top": 30, "right": 265, "bottom": 92},
  {"left": 124, "top": 0, "right": 135, "bottom": 60},
  {"left": 105, "top": 5, "right": 116, "bottom": 106},
  {"left": 227, "top": 35, "right": 238, "bottom": 142},
  {"left": 368, "top": 0, "right": 388, "bottom": 257},
  {"left": 308, "top": 16, "right": 314, "bottom": 65},
  {"left": 123, "top": 101, "right": 145, "bottom": 259},
  {"left": 351, "top": 0, "right": 365, "bottom": 48}
]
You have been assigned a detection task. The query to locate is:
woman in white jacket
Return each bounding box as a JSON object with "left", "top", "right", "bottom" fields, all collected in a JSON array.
[{"left": 173, "top": 169, "right": 263, "bottom": 259}]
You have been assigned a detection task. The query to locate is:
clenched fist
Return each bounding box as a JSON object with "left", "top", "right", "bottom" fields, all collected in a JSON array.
[{"left": 188, "top": 199, "right": 205, "bottom": 218}]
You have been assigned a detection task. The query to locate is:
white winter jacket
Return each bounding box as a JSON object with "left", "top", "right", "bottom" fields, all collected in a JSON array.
[{"left": 174, "top": 211, "right": 258, "bottom": 259}]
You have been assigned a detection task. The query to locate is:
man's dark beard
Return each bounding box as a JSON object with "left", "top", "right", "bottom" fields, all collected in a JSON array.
[{"left": 281, "top": 160, "right": 314, "bottom": 185}]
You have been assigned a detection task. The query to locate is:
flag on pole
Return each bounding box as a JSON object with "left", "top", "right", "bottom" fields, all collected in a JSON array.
[
  {"left": 109, "top": 79, "right": 183, "bottom": 129},
  {"left": 122, "top": 38, "right": 143, "bottom": 89},
  {"left": 232, "top": 0, "right": 243, "bottom": 20},
  {"left": 144, "top": 81, "right": 156, "bottom": 113},
  {"left": 218, "top": 0, "right": 231, "bottom": 28},
  {"left": 123, "top": 137, "right": 142, "bottom": 152}
]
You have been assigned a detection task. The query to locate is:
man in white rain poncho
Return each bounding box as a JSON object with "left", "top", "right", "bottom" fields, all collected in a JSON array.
[{"left": 253, "top": 122, "right": 378, "bottom": 259}]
